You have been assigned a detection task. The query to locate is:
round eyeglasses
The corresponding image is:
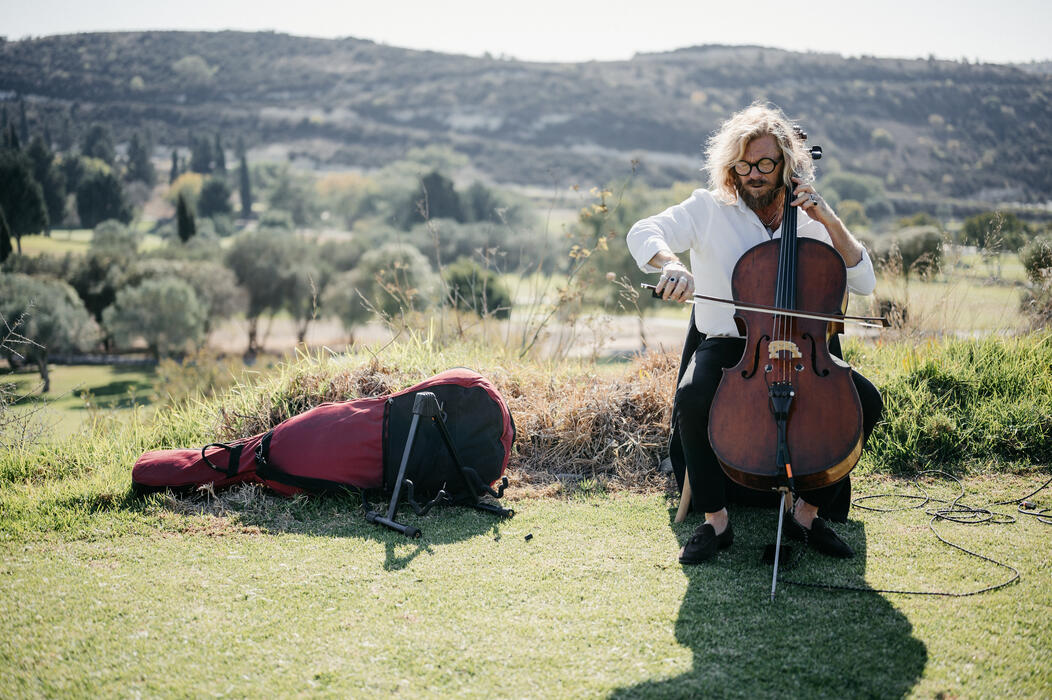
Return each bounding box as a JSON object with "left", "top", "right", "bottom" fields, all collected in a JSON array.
[{"left": 732, "top": 157, "right": 782, "bottom": 176}]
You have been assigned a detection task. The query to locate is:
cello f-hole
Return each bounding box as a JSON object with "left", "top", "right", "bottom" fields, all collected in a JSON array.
[
  {"left": 802, "top": 333, "right": 830, "bottom": 377},
  {"left": 743, "top": 335, "right": 770, "bottom": 378}
]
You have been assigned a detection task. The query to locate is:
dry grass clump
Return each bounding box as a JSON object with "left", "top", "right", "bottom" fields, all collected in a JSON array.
[
  {"left": 497, "top": 351, "right": 678, "bottom": 492},
  {"left": 216, "top": 357, "right": 407, "bottom": 438},
  {"left": 206, "top": 347, "right": 682, "bottom": 494}
]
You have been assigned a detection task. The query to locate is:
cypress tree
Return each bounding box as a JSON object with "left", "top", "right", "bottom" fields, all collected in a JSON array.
[
  {"left": 126, "top": 132, "right": 156, "bottom": 186},
  {"left": 169, "top": 149, "right": 179, "bottom": 184},
  {"left": 189, "top": 134, "right": 213, "bottom": 174},
  {"left": 18, "top": 101, "right": 29, "bottom": 143},
  {"left": 57, "top": 112, "right": 74, "bottom": 151},
  {"left": 26, "top": 136, "right": 66, "bottom": 231},
  {"left": 176, "top": 192, "right": 196, "bottom": 243},
  {"left": 0, "top": 206, "right": 12, "bottom": 263},
  {"left": 3, "top": 123, "right": 21, "bottom": 151},
  {"left": 81, "top": 124, "right": 116, "bottom": 165},
  {"left": 238, "top": 152, "right": 252, "bottom": 218},
  {"left": 214, "top": 133, "right": 226, "bottom": 173},
  {"left": 0, "top": 149, "right": 48, "bottom": 254}
]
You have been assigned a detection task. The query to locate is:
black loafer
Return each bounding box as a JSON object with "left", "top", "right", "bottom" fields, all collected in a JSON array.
[
  {"left": 785, "top": 516, "right": 854, "bottom": 559},
  {"left": 679, "top": 522, "right": 734, "bottom": 564}
]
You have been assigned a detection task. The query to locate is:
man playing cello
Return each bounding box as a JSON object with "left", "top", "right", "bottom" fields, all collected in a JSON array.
[{"left": 626, "top": 102, "right": 884, "bottom": 564}]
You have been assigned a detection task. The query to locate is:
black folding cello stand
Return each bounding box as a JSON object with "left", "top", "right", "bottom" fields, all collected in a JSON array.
[{"left": 366, "top": 391, "right": 514, "bottom": 538}]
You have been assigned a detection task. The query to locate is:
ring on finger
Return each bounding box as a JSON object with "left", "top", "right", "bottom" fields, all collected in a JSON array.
[{"left": 809, "top": 194, "right": 819, "bottom": 205}]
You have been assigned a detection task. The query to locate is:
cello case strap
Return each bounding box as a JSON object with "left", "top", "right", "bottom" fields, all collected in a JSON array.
[{"left": 201, "top": 442, "right": 244, "bottom": 478}]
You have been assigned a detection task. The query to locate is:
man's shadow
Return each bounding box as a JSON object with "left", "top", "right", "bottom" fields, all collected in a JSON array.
[{"left": 612, "top": 505, "right": 927, "bottom": 699}]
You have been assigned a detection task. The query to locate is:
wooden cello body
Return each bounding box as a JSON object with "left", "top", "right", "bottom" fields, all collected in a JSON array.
[{"left": 708, "top": 178, "right": 864, "bottom": 493}]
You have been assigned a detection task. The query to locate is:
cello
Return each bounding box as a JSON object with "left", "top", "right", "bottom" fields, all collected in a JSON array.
[{"left": 707, "top": 138, "right": 864, "bottom": 496}]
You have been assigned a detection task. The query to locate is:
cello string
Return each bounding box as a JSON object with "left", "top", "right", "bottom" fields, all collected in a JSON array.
[{"left": 779, "top": 180, "right": 795, "bottom": 383}]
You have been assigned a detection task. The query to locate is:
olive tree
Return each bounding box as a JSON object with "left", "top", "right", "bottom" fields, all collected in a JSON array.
[
  {"left": 226, "top": 230, "right": 319, "bottom": 353},
  {"left": 0, "top": 274, "right": 100, "bottom": 392},
  {"left": 103, "top": 278, "right": 207, "bottom": 359},
  {"left": 322, "top": 270, "right": 374, "bottom": 341},
  {"left": 131, "top": 258, "right": 247, "bottom": 333}
]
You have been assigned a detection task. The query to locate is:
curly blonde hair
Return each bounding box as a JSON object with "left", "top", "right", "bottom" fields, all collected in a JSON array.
[{"left": 703, "top": 101, "right": 816, "bottom": 204}]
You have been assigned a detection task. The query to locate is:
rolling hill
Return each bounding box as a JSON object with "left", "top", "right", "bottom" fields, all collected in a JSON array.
[{"left": 2, "top": 31, "right": 1050, "bottom": 207}]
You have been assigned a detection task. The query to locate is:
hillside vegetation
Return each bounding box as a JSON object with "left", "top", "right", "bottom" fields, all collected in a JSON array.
[{"left": 2, "top": 32, "right": 1051, "bottom": 204}]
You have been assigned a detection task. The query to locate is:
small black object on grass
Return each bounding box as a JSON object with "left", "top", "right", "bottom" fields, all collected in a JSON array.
[{"left": 525, "top": 533, "right": 533, "bottom": 541}]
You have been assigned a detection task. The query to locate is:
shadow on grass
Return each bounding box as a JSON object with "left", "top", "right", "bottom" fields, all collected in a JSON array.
[
  {"left": 71, "top": 379, "right": 155, "bottom": 411},
  {"left": 612, "top": 505, "right": 927, "bottom": 699},
  {"left": 138, "top": 485, "right": 503, "bottom": 572}
]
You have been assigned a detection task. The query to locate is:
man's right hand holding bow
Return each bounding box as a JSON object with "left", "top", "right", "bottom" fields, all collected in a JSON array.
[{"left": 654, "top": 257, "right": 695, "bottom": 303}]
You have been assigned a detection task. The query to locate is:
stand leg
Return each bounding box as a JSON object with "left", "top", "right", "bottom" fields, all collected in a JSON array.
[
  {"left": 367, "top": 393, "right": 435, "bottom": 539},
  {"left": 675, "top": 470, "right": 692, "bottom": 523},
  {"left": 770, "top": 489, "right": 790, "bottom": 601}
]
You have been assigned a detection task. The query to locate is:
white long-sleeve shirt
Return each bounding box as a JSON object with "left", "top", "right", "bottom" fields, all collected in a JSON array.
[{"left": 627, "top": 188, "right": 876, "bottom": 338}]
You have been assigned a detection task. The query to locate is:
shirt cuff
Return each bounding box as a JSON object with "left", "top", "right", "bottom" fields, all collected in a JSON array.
[
  {"left": 633, "top": 237, "right": 674, "bottom": 273},
  {"left": 845, "top": 247, "right": 876, "bottom": 296}
]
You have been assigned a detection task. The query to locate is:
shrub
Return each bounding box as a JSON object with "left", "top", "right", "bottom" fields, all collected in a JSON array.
[
  {"left": 1019, "top": 235, "right": 1052, "bottom": 329},
  {"left": 897, "top": 212, "right": 943, "bottom": 231},
  {"left": 68, "top": 250, "right": 131, "bottom": 321},
  {"left": 408, "top": 219, "right": 543, "bottom": 271},
  {"left": 874, "top": 226, "right": 943, "bottom": 278},
  {"left": 1019, "top": 280, "right": 1052, "bottom": 331},
  {"left": 91, "top": 220, "right": 139, "bottom": 254},
  {"left": 152, "top": 349, "right": 247, "bottom": 408},
  {"left": 259, "top": 209, "right": 294, "bottom": 231},
  {"left": 322, "top": 270, "right": 374, "bottom": 337},
  {"left": 863, "top": 197, "right": 895, "bottom": 221},
  {"left": 350, "top": 242, "right": 439, "bottom": 320},
  {"left": 76, "top": 170, "right": 132, "bottom": 228},
  {"left": 442, "top": 257, "right": 513, "bottom": 319},
  {"left": 960, "top": 211, "right": 1027, "bottom": 252},
  {"left": 837, "top": 199, "right": 870, "bottom": 229},
  {"left": 166, "top": 172, "right": 204, "bottom": 208},
  {"left": 197, "top": 177, "right": 233, "bottom": 218},
  {"left": 820, "top": 172, "right": 885, "bottom": 206},
  {"left": 1020, "top": 235, "right": 1052, "bottom": 284}
]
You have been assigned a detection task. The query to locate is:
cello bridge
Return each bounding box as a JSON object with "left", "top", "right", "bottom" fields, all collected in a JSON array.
[{"left": 768, "top": 341, "right": 802, "bottom": 359}]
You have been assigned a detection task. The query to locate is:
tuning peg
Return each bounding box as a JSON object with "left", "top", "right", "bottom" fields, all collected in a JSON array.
[{"left": 809, "top": 145, "right": 823, "bottom": 160}]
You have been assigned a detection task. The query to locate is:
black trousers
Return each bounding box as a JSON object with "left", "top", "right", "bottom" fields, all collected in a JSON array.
[{"left": 676, "top": 336, "right": 884, "bottom": 515}]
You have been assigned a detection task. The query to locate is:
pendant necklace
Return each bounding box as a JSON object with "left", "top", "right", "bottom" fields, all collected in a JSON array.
[{"left": 760, "top": 209, "right": 780, "bottom": 233}]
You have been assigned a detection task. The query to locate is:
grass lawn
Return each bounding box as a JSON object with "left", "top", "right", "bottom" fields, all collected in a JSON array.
[
  {"left": 7, "top": 365, "right": 156, "bottom": 439},
  {"left": 17, "top": 229, "right": 166, "bottom": 257},
  {"left": 0, "top": 470, "right": 1048, "bottom": 698}
]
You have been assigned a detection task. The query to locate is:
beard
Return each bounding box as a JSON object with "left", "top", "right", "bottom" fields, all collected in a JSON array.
[{"left": 736, "top": 177, "right": 782, "bottom": 211}]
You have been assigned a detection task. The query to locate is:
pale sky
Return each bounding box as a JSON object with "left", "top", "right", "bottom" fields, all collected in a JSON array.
[{"left": 2, "top": 0, "right": 1050, "bottom": 65}]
